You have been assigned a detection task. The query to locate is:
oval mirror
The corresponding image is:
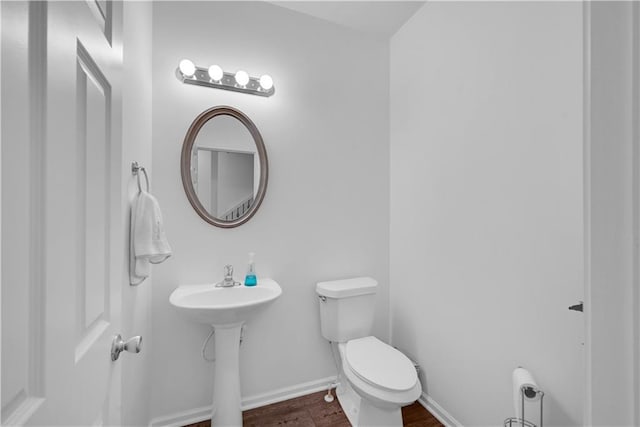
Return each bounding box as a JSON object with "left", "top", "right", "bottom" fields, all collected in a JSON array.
[{"left": 181, "top": 106, "right": 268, "bottom": 228}]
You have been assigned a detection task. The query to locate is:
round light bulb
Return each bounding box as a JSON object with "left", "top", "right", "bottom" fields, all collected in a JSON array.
[
  {"left": 179, "top": 59, "right": 196, "bottom": 77},
  {"left": 235, "top": 70, "right": 249, "bottom": 86},
  {"left": 208, "top": 65, "right": 223, "bottom": 82},
  {"left": 259, "top": 74, "right": 273, "bottom": 90}
]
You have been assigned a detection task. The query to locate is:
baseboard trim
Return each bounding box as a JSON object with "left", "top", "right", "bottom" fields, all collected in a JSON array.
[
  {"left": 149, "top": 405, "right": 212, "bottom": 427},
  {"left": 418, "top": 392, "right": 463, "bottom": 427},
  {"left": 241, "top": 375, "right": 338, "bottom": 411},
  {"left": 149, "top": 375, "right": 338, "bottom": 426}
]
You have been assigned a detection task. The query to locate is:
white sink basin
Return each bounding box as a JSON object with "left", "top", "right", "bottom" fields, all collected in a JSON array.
[
  {"left": 169, "top": 278, "right": 282, "bottom": 326},
  {"left": 170, "top": 278, "right": 282, "bottom": 426}
]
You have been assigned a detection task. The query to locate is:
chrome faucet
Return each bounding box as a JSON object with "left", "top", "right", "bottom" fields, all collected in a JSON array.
[{"left": 216, "top": 264, "right": 240, "bottom": 287}]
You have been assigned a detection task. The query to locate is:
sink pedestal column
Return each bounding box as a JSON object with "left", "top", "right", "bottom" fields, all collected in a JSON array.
[{"left": 211, "top": 323, "right": 243, "bottom": 426}]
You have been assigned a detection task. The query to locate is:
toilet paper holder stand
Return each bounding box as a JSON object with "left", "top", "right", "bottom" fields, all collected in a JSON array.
[{"left": 503, "top": 385, "right": 545, "bottom": 427}]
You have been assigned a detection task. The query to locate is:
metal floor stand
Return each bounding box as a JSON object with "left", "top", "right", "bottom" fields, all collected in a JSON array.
[{"left": 504, "top": 386, "right": 544, "bottom": 427}]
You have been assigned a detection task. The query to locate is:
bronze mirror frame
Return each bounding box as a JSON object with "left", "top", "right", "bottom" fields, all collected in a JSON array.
[{"left": 180, "top": 106, "right": 268, "bottom": 228}]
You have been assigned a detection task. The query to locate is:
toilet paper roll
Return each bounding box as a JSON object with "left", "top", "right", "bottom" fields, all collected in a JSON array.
[{"left": 512, "top": 367, "right": 541, "bottom": 423}]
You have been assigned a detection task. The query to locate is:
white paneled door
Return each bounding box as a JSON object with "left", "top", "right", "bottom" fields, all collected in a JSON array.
[{"left": 2, "top": 1, "right": 124, "bottom": 425}]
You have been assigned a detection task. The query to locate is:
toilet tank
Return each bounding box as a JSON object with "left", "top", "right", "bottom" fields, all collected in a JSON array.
[{"left": 316, "top": 277, "right": 378, "bottom": 343}]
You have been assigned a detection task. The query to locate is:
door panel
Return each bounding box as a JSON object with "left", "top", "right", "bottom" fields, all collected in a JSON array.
[
  {"left": 75, "top": 40, "right": 112, "bottom": 362},
  {"left": 1, "top": 2, "right": 46, "bottom": 423},
  {"left": 1, "top": 1, "right": 123, "bottom": 424}
]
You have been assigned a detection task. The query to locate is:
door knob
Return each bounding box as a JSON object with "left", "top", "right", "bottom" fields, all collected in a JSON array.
[{"left": 111, "top": 334, "right": 142, "bottom": 361}]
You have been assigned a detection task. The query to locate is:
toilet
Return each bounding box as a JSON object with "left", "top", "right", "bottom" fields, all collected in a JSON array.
[{"left": 316, "top": 277, "right": 422, "bottom": 427}]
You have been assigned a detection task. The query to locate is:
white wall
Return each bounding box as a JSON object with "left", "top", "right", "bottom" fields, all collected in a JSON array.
[
  {"left": 586, "top": 2, "right": 637, "bottom": 425},
  {"left": 150, "top": 1, "right": 389, "bottom": 420},
  {"left": 0, "top": 1, "right": 3, "bottom": 414},
  {"left": 390, "top": 3, "right": 584, "bottom": 426},
  {"left": 121, "top": 2, "right": 153, "bottom": 425}
]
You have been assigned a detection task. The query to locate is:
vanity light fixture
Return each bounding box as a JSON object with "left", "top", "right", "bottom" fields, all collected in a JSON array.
[
  {"left": 259, "top": 74, "right": 273, "bottom": 90},
  {"left": 176, "top": 59, "right": 275, "bottom": 97},
  {"left": 208, "top": 65, "right": 223, "bottom": 82},
  {"left": 179, "top": 59, "right": 196, "bottom": 77},
  {"left": 235, "top": 70, "right": 250, "bottom": 87}
]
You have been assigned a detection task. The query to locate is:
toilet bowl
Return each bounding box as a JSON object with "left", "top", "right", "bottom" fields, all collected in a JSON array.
[
  {"left": 316, "top": 277, "right": 422, "bottom": 427},
  {"left": 336, "top": 337, "right": 421, "bottom": 426}
]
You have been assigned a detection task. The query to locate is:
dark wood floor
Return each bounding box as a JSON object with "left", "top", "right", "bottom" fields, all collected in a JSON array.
[{"left": 185, "top": 390, "right": 443, "bottom": 427}]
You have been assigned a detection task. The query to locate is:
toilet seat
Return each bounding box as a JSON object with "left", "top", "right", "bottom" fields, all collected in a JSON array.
[{"left": 345, "top": 336, "right": 417, "bottom": 392}]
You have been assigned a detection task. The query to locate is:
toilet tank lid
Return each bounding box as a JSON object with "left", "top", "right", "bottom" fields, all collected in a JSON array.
[{"left": 316, "top": 277, "right": 378, "bottom": 298}]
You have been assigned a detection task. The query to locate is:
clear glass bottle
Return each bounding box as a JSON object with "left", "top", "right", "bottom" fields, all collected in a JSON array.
[{"left": 244, "top": 252, "right": 257, "bottom": 286}]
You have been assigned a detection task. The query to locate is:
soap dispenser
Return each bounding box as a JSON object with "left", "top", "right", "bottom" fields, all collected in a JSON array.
[{"left": 244, "top": 252, "right": 257, "bottom": 286}]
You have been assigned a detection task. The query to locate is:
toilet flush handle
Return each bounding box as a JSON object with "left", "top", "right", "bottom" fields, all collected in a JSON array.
[
  {"left": 568, "top": 301, "right": 583, "bottom": 312},
  {"left": 318, "top": 295, "right": 327, "bottom": 302}
]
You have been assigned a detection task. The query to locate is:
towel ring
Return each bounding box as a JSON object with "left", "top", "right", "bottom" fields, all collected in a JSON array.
[{"left": 131, "top": 161, "right": 150, "bottom": 193}]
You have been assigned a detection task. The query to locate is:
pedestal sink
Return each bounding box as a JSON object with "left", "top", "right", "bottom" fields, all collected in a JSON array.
[{"left": 170, "top": 279, "right": 282, "bottom": 426}]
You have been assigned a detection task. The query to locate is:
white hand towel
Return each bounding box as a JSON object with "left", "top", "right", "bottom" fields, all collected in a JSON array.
[
  {"left": 129, "top": 190, "right": 172, "bottom": 285},
  {"left": 129, "top": 194, "right": 145, "bottom": 285}
]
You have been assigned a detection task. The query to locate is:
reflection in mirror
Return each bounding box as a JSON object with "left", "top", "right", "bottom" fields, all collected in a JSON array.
[
  {"left": 191, "top": 115, "right": 260, "bottom": 220},
  {"left": 192, "top": 149, "right": 256, "bottom": 220},
  {"left": 181, "top": 106, "right": 268, "bottom": 228}
]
